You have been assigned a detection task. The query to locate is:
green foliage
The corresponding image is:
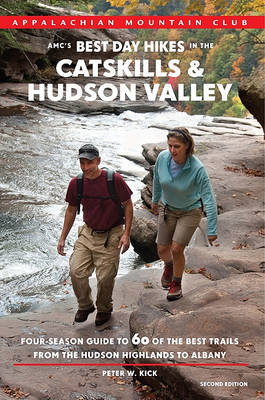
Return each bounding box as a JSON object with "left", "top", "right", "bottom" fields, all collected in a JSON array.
[
  {"left": 0, "top": 0, "right": 39, "bottom": 15},
  {"left": 205, "top": 87, "right": 247, "bottom": 117},
  {"left": 205, "top": 33, "right": 238, "bottom": 82},
  {"left": 0, "top": 30, "right": 21, "bottom": 55},
  {"left": 0, "top": 0, "right": 97, "bottom": 14},
  {"left": 105, "top": 8, "right": 120, "bottom": 15},
  {"left": 119, "top": 27, "right": 261, "bottom": 118},
  {"left": 224, "top": 103, "right": 247, "bottom": 118},
  {"left": 91, "top": 0, "right": 122, "bottom": 13},
  {"left": 238, "top": 30, "right": 263, "bottom": 76},
  {"left": 208, "top": 99, "right": 232, "bottom": 116},
  {"left": 106, "top": 0, "right": 264, "bottom": 15},
  {"left": 149, "top": 0, "right": 185, "bottom": 15},
  {"left": 136, "top": 27, "right": 260, "bottom": 118},
  {"left": 36, "top": 56, "right": 52, "bottom": 70},
  {"left": 93, "top": 0, "right": 112, "bottom": 13}
]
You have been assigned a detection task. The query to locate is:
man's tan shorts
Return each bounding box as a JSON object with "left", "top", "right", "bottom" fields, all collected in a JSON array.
[{"left": 156, "top": 204, "right": 202, "bottom": 246}]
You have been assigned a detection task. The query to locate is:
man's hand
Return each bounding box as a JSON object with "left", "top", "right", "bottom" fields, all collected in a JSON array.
[
  {"left": 57, "top": 238, "right": 66, "bottom": 256},
  {"left": 118, "top": 232, "right": 130, "bottom": 254},
  {"left": 57, "top": 205, "right": 77, "bottom": 256},
  {"left": 152, "top": 202, "right": 159, "bottom": 216},
  {"left": 208, "top": 235, "right": 217, "bottom": 246}
]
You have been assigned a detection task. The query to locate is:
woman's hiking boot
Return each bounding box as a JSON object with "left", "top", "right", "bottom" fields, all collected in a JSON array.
[
  {"left": 161, "top": 263, "right": 173, "bottom": 288},
  {"left": 167, "top": 280, "right": 182, "bottom": 301}
]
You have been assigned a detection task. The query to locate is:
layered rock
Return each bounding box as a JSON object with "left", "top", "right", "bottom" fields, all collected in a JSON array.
[
  {"left": 0, "top": 95, "right": 34, "bottom": 115},
  {"left": 0, "top": 268, "right": 164, "bottom": 400},
  {"left": 127, "top": 272, "right": 264, "bottom": 400},
  {"left": 0, "top": 30, "right": 54, "bottom": 81},
  {"left": 149, "top": 116, "right": 263, "bottom": 136},
  {"left": 239, "top": 63, "right": 265, "bottom": 132},
  {"left": 0, "top": 82, "right": 166, "bottom": 115},
  {"left": 130, "top": 208, "right": 158, "bottom": 262},
  {"left": 0, "top": 8, "right": 167, "bottom": 115},
  {"left": 0, "top": 4, "right": 133, "bottom": 82},
  {"left": 0, "top": 5, "right": 169, "bottom": 115}
]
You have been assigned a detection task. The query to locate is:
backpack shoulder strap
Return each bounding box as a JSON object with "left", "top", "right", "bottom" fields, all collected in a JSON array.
[
  {"left": 105, "top": 168, "right": 125, "bottom": 222},
  {"left": 76, "top": 172, "right": 83, "bottom": 215},
  {"left": 105, "top": 168, "right": 117, "bottom": 200}
]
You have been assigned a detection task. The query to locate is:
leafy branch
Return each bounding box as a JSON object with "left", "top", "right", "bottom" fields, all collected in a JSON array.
[{"left": 240, "top": 29, "right": 265, "bottom": 45}]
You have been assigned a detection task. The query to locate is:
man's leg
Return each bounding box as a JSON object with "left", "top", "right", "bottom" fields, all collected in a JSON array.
[
  {"left": 93, "top": 225, "right": 123, "bottom": 325},
  {"left": 69, "top": 225, "right": 95, "bottom": 321}
]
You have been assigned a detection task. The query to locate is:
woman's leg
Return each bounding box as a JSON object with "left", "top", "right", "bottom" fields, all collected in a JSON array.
[
  {"left": 171, "top": 242, "right": 186, "bottom": 278},
  {"left": 157, "top": 244, "right": 174, "bottom": 288},
  {"left": 157, "top": 244, "right": 172, "bottom": 264},
  {"left": 166, "top": 208, "right": 202, "bottom": 301},
  {"left": 165, "top": 242, "right": 185, "bottom": 301}
]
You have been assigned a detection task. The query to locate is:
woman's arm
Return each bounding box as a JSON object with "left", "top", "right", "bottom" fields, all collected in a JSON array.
[
  {"left": 197, "top": 167, "right": 218, "bottom": 241},
  {"left": 152, "top": 159, "right": 162, "bottom": 204}
]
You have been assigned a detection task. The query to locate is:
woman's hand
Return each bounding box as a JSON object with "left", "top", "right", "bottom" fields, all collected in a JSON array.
[
  {"left": 208, "top": 235, "right": 217, "bottom": 246},
  {"left": 152, "top": 203, "right": 159, "bottom": 215}
]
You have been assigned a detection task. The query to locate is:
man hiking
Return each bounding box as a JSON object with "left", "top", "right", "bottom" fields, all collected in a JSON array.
[{"left": 57, "top": 144, "right": 133, "bottom": 326}]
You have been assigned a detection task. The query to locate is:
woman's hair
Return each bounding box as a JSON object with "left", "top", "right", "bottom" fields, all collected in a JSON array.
[{"left": 167, "top": 127, "right": 195, "bottom": 155}]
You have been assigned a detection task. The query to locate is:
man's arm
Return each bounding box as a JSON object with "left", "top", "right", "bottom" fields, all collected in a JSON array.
[
  {"left": 118, "top": 198, "right": 133, "bottom": 254},
  {"left": 57, "top": 205, "right": 78, "bottom": 256}
]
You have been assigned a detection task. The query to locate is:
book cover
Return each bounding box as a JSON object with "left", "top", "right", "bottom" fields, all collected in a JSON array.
[{"left": 0, "top": 2, "right": 264, "bottom": 400}]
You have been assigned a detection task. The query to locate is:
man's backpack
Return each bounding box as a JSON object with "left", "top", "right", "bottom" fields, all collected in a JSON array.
[{"left": 76, "top": 168, "right": 125, "bottom": 222}]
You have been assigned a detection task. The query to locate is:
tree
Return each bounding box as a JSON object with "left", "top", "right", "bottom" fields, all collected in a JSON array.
[
  {"left": 230, "top": 55, "right": 244, "bottom": 81},
  {"left": 184, "top": 0, "right": 264, "bottom": 15},
  {"left": 106, "top": 0, "right": 264, "bottom": 15},
  {"left": 205, "top": 33, "right": 238, "bottom": 82}
]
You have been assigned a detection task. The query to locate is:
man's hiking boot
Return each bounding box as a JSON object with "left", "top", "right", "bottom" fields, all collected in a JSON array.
[
  {"left": 161, "top": 263, "right": 173, "bottom": 288},
  {"left": 95, "top": 311, "right": 112, "bottom": 326},
  {"left": 74, "top": 304, "right": 95, "bottom": 323},
  {"left": 167, "top": 281, "right": 182, "bottom": 301}
]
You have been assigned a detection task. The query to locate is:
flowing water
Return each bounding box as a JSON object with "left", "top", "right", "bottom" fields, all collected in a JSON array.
[{"left": 0, "top": 107, "right": 207, "bottom": 315}]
